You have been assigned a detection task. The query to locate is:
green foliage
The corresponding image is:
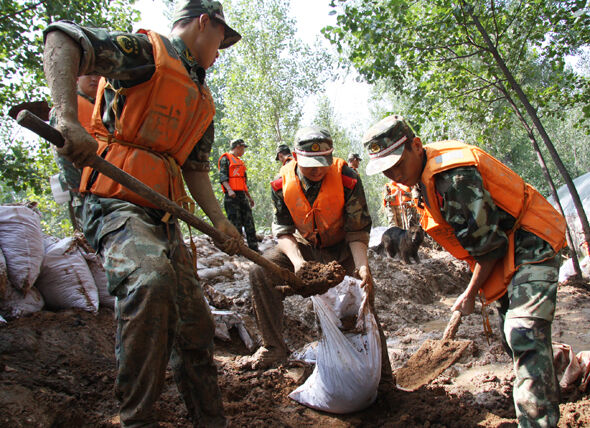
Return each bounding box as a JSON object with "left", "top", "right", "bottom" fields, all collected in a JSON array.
[
  {"left": 324, "top": 0, "right": 590, "bottom": 195},
  {"left": 207, "top": 0, "right": 330, "bottom": 229}
]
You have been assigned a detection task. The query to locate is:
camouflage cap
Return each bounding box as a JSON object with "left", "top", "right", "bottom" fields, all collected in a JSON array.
[
  {"left": 230, "top": 138, "right": 247, "bottom": 149},
  {"left": 347, "top": 152, "right": 362, "bottom": 161},
  {"left": 172, "top": 0, "right": 242, "bottom": 49},
  {"left": 275, "top": 144, "right": 291, "bottom": 160},
  {"left": 293, "top": 127, "right": 334, "bottom": 167},
  {"left": 362, "top": 115, "right": 415, "bottom": 175}
]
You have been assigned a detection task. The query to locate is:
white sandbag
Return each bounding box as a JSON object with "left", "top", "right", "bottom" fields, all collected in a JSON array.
[
  {"left": 0, "top": 313, "right": 6, "bottom": 324},
  {"left": 0, "top": 284, "right": 44, "bottom": 319},
  {"left": 35, "top": 237, "right": 99, "bottom": 312},
  {"left": 82, "top": 252, "right": 115, "bottom": 310},
  {"left": 289, "top": 277, "right": 381, "bottom": 414},
  {"left": 553, "top": 342, "right": 582, "bottom": 390},
  {"left": 0, "top": 246, "right": 7, "bottom": 299},
  {"left": 211, "top": 308, "right": 256, "bottom": 351},
  {"left": 0, "top": 204, "right": 44, "bottom": 292}
]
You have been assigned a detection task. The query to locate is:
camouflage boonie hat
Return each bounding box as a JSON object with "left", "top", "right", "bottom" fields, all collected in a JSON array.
[
  {"left": 172, "top": 0, "right": 242, "bottom": 49},
  {"left": 275, "top": 144, "right": 291, "bottom": 160},
  {"left": 362, "top": 115, "right": 415, "bottom": 175},
  {"left": 230, "top": 138, "right": 247, "bottom": 149},
  {"left": 293, "top": 127, "right": 334, "bottom": 167},
  {"left": 348, "top": 152, "right": 362, "bottom": 161}
]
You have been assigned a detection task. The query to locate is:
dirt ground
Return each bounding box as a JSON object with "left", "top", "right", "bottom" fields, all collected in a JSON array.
[{"left": 1, "top": 235, "right": 589, "bottom": 427}]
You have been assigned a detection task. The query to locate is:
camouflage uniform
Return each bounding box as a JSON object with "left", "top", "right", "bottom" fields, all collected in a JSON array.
[
  {"left": 251, "top": 152, "right": 395, "bottom": 387},
  {"left": 44, "top": 20, "right": 226, "bottom": 428},
  {"left": 426, "top": 166, "right": 559, "bottom": 428},
  {"left": 218, "top": 156, "right": 259, "bottom": 251}
]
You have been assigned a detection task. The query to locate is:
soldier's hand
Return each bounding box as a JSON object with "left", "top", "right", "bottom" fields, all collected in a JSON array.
[
  {"left": 56, "top": 119, "right": 98, "bottom": 169},
  {"left": 248, "top": 197, "right": 255, "bottom": 208},
  {"left": 228, "top": 189, "right": 236, "bottom": 198},
  {"left": 451, "top": 290, "right": 476, "bottom": 315},
  {"left": 357, "top": 265, "right": 374, "bottom": 300},
  {"left": 215, "top": 218, "right": 241, "bottom": 256}
]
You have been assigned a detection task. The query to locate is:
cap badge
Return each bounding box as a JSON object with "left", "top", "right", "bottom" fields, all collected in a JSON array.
[
  {"left": 370, "top": 143, "right": 381, "bottom": 154},
  {"left": 311, "top": 143, "right": 320, "bottom": 152}
]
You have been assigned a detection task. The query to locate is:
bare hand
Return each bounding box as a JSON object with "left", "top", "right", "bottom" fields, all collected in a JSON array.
[
  {"left": 228, "top": 190, "right": 236, "bottom": 198},
  {"left": 215, "top": 218, "right": 241, "bottom": 256},
  {"left": 56, "top": 119, "right": 98, "bottom": 168},
  {"left": 451, "top": 290, "right": 476, "bottom": 315},
  {"left": 357, "top": 265, "right": 374, "bottom": 298},
  {"left": 248, "top": 198, "right": 255, "bottom": 208}
]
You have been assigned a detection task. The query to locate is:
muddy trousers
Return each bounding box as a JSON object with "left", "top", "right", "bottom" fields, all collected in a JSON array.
[
  {"left": 496, "top": 259, "right": 560, "bottom": 428},
  {"left": 223, "top": 192, "right": 259, "bottom": 251},
  {"left": 385, "top": 204, "right": 403, "bottom": 228},
  {"left": 87, "top": 200, "right": 224, "bottom": 428},
  {"left": 249, "top": 243, "right": 394, "bottom": 388}
]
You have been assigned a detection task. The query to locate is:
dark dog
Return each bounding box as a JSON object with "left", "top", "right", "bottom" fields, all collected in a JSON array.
[{"left": 371, "top": 226, "right": 424, "bottom": 264}]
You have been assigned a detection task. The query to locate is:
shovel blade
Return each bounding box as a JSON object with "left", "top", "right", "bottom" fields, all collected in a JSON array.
[{"left": 395, "top": 338, "right": 471, "bottom": 391}]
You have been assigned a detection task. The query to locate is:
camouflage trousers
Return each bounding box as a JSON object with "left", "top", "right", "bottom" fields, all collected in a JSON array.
[
  {"left": 496, "top": 256, "right": 560, "bottom": 428},
  {"left": 385, "top": 204, "right": 404, "bottom": 228},
  {"left": 223, "top": 191, "right": 259, "bottom": 251},
  {"left": 249, "top": 242, "right": 395, "bottom": 390},
  {"left": 81, "top": 195, "right": 224, "bottom": 428}
]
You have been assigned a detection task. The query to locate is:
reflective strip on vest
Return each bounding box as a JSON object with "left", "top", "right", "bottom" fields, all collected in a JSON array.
[
  {"left": 282, "top": 158, "right": 346, "bottom": 248},
  {"left": 419, "top": 140, "right": 566, "bottom": 304}
]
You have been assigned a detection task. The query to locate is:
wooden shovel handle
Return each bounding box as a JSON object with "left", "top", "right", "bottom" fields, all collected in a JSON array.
[
  {"left": 442, "top": 310, "right": 462, "bottom": 340},
  {"left": 16, "top": 110, "right": 305, "bottom": 290}
]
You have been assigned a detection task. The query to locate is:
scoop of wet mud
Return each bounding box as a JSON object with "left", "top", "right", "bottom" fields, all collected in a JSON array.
[{"left": 294, "top": 261, "right": 346, "bottom": 297}]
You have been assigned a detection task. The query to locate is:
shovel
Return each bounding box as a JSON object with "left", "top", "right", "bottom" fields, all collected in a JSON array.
[
  {"left": 395, "top": 310, "right": 472, "bottom": 391},
  {"left": 15, "top": 110, "right": 313, "bottom": 295}
]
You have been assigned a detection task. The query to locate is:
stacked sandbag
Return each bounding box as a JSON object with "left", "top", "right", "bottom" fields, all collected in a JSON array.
[
  {"left": 0, "top": 204, "right": 45, "bottom": 293},
  {"left": 0, "top": 204, "right": 46, "bottom": 320},
  {"left": 35, "top": 236, "right": 99, "bottom": 312}
]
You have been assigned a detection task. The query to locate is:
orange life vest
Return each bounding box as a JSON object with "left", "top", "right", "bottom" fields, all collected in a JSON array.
[
  {"left": 281, "top": 158, "right": 350, "bottom": 248},
  {"left": 417, "top": 141, "right": 566, "bottom": 305},
  {"left": 384, "top": 182, "right": 411, "bottom": 207},
  {"left": 77, "top": 93, "right": 107, "bottom": 135},
  {"left": 218, "top": 152, "right": 248, "bottom": 192},
  {"left": 79, "top": 30, "right": 215, "bottom": 209}
]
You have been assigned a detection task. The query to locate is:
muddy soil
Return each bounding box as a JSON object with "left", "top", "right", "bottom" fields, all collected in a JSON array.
[{"left": 1, "top": 236, "right": 589, "bottom": 427}]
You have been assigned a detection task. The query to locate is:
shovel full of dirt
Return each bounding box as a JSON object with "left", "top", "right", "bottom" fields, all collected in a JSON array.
[{"left": 395, "top": 310, "right": 471, "bottom": 391}]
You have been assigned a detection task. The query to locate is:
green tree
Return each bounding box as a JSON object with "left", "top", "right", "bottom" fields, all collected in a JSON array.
[
  {"left": 207, "top": 0, "right": 330, "bottom": 230},
  {"left": 324, "top": 0, "right": 590, "bottom": 253}
]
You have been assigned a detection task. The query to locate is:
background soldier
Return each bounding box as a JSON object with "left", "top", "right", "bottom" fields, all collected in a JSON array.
[
  {"left": 275, "top": 143, "right": 293, "bottom": 166},
  {"left": 219, "top": 138, "right": 260, "bottom": 253},
  {"left": 363, "top": 114, "right": 566, "bottom": 427},
  {"left": 347, "top": 152, "right": 362, "bottom": 172},
  {"left": 42, "top": 1, "right": 242, "bottom": 426}
]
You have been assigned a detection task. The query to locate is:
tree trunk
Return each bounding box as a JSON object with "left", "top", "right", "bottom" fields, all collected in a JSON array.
[
  {"left": 466, "top": 5, "right": 590, "bottom": 258},
  {"left": 496, "top": 81, "right": 582, "bottom": 277}
]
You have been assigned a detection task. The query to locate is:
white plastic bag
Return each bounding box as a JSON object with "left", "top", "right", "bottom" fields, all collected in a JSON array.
[
  {"left": 0, "top": 284, "right": 44, "bottom": 319},
  {"left": 35, "top": 237, "right": 99, "bottom": 312},
  {"left": 289, "top": 277, "right": 381, "bottom": 414},
  {"left": 0, "top": 204, "right": 44, "bottom": 292}
]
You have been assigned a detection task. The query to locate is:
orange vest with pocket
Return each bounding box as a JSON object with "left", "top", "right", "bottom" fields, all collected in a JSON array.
[
  {"left": 218, "top": 153, "right": 248, "bottom": 192},
  {"left": 281, "top": 158, "right": 350, "bottom": 248},
  {"left": 417, "top": 141, "right": 566, "bottom": 305},
  {"left": 80, "top": 30, "right": 215, "bottom": 209}
]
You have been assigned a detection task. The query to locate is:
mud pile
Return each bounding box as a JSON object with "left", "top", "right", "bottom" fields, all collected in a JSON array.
[{"left": 1, "top": 236, "right": 589, "bottom": 427}]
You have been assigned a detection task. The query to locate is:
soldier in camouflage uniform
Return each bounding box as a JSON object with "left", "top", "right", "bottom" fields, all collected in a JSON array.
[
  {"left": 241, "top": 127, "right": 395, "bottom": 393},
  {"left": 218, "top": 138, "right": 260, "bottom": 252},
  {"left": 363, "top": 115, "right": 565, "bottom": 428},
  {"left": 43, "top": 1, "right": 242, "bottom": 426}
]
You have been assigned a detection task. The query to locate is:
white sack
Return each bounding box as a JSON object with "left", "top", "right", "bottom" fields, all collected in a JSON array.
[
  {"left": 82, "top": 251, "right": 115, "bottom": 310},
  {"left": 289, "top": 277, "right": 381, "bottom": 414},
  {"left": 211, "top": 308, "right": 256, "bottom": 352},
  {"left": 0, "top": 205, "right": 44, "bottom": 292},
  {"left": 0, "top": 284, "right": 44, "bottom": 319},
  {"left": 0, "top": 313, "right": 6, "bottom": 324},
  {"left": 35, "top": 237, "right": 99, "bottom": 312}
]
